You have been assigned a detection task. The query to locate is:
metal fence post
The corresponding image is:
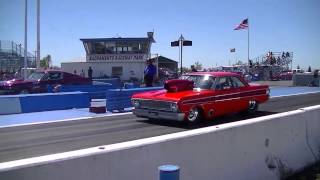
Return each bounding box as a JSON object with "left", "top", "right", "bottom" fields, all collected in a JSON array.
[{"left": 159, "top": 165, "right": 179, "bottom": 180}]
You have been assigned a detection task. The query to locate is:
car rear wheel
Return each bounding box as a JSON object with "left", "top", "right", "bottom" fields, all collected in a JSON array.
[
  {"left": 240, "top": 100, "right": 258, "bottom": 115},
  {"left": 187, "top": 107, "right": 202, "bottom": 125}
]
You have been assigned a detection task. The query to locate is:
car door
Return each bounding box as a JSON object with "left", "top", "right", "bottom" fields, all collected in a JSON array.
[
  {"left": 40, "top": 72, "right": 63, "bottom": 91},
  {"left": 213, "top": 76, "right": 240, "bottom": 116},
  {"left": 230, "top": 76, "right": 248, "bottom": 112}
]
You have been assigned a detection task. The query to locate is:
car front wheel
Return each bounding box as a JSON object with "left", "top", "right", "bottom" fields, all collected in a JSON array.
[
  {"left": 240, "top": 100, "right": 258, "bottom": 115},
  {"left": 187, "top": 107, "right": 202, "bottom": 125},
  {"left": 247, "top": 100, "right": 258, "bottom": 114}
]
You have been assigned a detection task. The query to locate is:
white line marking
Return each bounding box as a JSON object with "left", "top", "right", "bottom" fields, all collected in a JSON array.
[{"left": 0, "top": 112, "right": 133, "bottom": 129}]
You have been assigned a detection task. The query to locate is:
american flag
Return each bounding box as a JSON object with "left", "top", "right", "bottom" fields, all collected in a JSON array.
[{"left": 234, "top": 19, "right": 248, "bottom": 30}]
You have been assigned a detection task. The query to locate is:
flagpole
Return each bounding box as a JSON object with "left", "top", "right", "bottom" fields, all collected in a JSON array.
[
  {"left": 36, "top": 0, "right": 40, "bottom": 69},
  {"left": 24, "top": 0, "right": 28, "bottom": 79},
  {"left": 247, "top": 19, "right": 250, "bottom": 64}
]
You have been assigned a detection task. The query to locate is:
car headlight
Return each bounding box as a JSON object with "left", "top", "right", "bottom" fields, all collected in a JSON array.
[
  {"left": 132, "top": 99, "right": 140, "bottom": 108},
  {"left": 170, "top": 102, "right": 178, "bottom": 112}
]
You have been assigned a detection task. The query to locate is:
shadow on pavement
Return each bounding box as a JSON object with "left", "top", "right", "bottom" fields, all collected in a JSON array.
[{"left": 138, "top": 111, "right": 277, "bottom": 130}]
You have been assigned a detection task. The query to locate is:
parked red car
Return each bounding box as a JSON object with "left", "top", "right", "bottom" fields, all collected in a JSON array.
[
  {"left": 132, "top": 72, "right": 269, "bottom": 124},
  {"left": 279, "top": 71, "right": 293, "bottom": 80},
  {"left": 0, "top": 70, "right": 92, "bottom": 95}
]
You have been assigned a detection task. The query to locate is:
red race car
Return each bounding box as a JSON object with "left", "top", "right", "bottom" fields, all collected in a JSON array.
[
  {"left": 132, "top": 72, "right": 269, "bottom": 124},
  {"left": 0, "top": 70, "right": 92, "bottom": 95}
]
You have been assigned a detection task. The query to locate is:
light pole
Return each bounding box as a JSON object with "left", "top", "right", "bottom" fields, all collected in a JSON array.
[
  {"left": 171, "top": 34, "right": 192, "bottom": 75},
  {"left": 24, "top": 0, "right": 28, "bottom": 79},
  {"left": 36, "top": 0, "right": 40, "bottom": 69}
]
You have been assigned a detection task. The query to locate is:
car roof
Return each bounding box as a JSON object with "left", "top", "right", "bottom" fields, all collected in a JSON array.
[{"left": 187, "top": 71, "right": 241, "bottom": 77}]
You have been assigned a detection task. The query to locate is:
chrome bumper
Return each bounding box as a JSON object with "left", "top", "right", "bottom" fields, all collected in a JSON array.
[{"left": 133, "top": 108, "right": 185, "bottom": 121}]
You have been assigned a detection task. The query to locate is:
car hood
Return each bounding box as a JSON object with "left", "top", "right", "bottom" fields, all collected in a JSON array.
[{"left": 132, "top": 88, "right": 214, "bottom": 102}]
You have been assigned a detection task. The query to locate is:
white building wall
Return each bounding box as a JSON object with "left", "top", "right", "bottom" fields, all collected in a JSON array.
[{"left": 61, "top": 61, "right": 148, "bottom": 81}]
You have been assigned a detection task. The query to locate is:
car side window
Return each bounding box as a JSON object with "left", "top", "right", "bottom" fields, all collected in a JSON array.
[
  {"left": 231, "top": 77, "right": 245, "bottom": 88},
  {"left": 215, "top": 77, "right": 233, "bottom": 90},
  {"left": 48, "top": 72, "right": 62, "bottom": 80}
]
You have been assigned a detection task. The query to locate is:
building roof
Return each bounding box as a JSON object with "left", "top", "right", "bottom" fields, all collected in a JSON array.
[
  {"left": 80, "top": 37, "right": 152, "bottom": 43},
  {"left": 150, "top": 56, "right": 177, "bottom": 64}
]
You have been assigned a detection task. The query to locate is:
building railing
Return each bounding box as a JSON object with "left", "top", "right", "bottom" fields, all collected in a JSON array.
[
  {"left": 251, "top": 51, "right": 293, "bottom": 71},
  {"left": 251, "top": 51, "right": 293, "bottom": 64},
  {"left": 0, "top": 40, "right": 36, "bottom": 73},
  {"left": 0, "top": 40, "right": 35, "bottom": 58}
]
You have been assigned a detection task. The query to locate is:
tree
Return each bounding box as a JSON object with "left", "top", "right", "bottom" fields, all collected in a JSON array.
[
  {"left": 307, "top": 66, "right": 312, "bottom": 72},
  {"left": 40, "top": 55, "right": 52, "bottom": 68},
  {"left": 193, "top": 61, "right": 202, "bottom": 70}
]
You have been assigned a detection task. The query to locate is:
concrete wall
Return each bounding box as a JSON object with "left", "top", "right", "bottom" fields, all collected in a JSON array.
[
  {"left": 293, "top": 73, "right": 319, "bottom": 86},
  {"left": 0, "top": 105, "right": 319, "bottom": 180},
  {"left": 0, "top": 92, "right": 90, "bottom": 115},
  {"left": 0, "top": 97, "right": 21, "bottom": 114}
]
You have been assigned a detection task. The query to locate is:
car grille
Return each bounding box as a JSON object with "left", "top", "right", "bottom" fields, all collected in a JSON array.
[{"left": 139, "top": 100, "right": 172, "bottom": 111}]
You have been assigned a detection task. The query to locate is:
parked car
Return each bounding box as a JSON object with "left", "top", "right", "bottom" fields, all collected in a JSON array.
[
  {"left": 131, "top": 72, "right": 269, "bottom": 124},
  {"left": 0, "top": 70, "right": 92, "bottom": 95}
]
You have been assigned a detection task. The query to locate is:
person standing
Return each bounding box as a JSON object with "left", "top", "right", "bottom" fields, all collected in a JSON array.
[
  {"left": 88, "top": 66, "right": 93, "bottom": 79},
  {"left": 80, "top": 69, "right": 85, "bottom": 77},
  {"left": 144, "top": 59, "right": 156, "bottom": 87}
]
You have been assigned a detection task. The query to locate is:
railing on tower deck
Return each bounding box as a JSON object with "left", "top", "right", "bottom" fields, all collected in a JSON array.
[{"left": 251, "top": 51, "right": 293, "bottom": 71}]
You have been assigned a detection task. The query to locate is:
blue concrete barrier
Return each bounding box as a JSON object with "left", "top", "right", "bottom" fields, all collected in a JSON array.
[
  {"left": 46, "top": 84, "right": 113, "bottom": 101},
  {"left": 92, "top": 78, "right": 121, "bottom": 88},
  {"left": 106, "top": 87, "right": 163, "bottom": 111},
  {"left": 88, "top": 92, "right": 107, "bottom": 99},
  {"left": 60, "top": 84, "right": 113, "bottom": 92},
  {"left": 123, "top": 82, "right": 140, "bottom": 89},
  {"left": 47, "top": 84, "right": 113, "bottom": 93},
  {"left": 159, "top": 165, "right": 180, "bottom": 180},
  {"left": 19, "top": 92, "right": 90, "bottom": 113}
]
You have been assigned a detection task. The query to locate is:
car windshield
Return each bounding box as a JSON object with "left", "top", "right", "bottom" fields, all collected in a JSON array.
[
  {"left": 180, "top": 75, "right": 215, "bottom": 89},
  {"left": 27, "top": 72, "right": 45, "bottom": 81}
]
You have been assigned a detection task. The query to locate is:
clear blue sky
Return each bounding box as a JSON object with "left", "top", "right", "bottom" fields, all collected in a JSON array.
[{"left": 1, "top": 0, "right": 320, "bottom": 70}]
